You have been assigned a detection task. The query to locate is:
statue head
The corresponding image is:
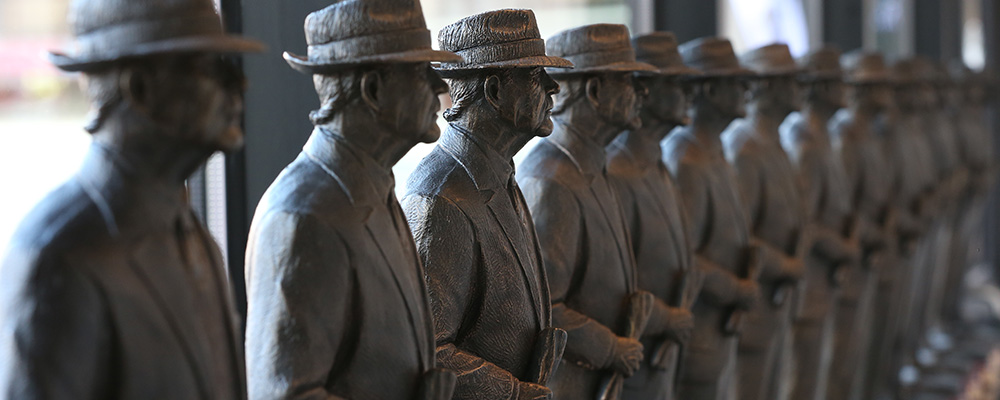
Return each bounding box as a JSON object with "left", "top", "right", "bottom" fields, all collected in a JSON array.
[
  {"left": 632, "top": 31, "right": 700, "bottom": 128},
  {"left": 740, "top": 43, "right": 802, "bottom": 117},
  {"left": 841, "top": 50, "right": 892, "bottom": 112},
  {"left": 546, "top": 23, "right": 657, "bottom": 144},
  {"left": 435, "top": 9, "right": 571, "bottom": 143},
  {"left": 797, "top": 46, "right": 846, "bottom": 110},
  {"left": 679, "top": 37, "right": 754, "bottom": 121},
  {"left": 50, "top": 0, "right": 264, "bottom": 153},
  {"left": 285, "top": 0, "right": 461, "bottom": 145}
]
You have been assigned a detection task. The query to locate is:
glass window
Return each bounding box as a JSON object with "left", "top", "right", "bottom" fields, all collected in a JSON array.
[
  {"left": 719, "top": 0, "right": 811, "bottom": 56},
  {"left": 0, "top": 0, "right": 90, "bottom": 249}
]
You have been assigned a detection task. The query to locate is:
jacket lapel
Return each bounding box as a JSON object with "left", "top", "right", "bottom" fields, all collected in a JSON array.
[
  {"left": 128, "top": 237, "right": 209, "bottom": 400},
  {"left": 587, "top": 174, "right": 636, "bottom": 291},
  {"left": 484, "top": 188, "right": 545, "bottom": 325},
  {"left": 363, "top": 207, "right": 432, "bottom": 369}
]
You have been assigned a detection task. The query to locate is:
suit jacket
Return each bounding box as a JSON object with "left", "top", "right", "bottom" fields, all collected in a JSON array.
[
  {"left": 0, "top": 144, "right": 245, "bottom": 400},
  {"left": 244, "top": 128, "right": 436, "bottom": 400},
  {"left": 661, "top": 128, "right": 749, "bottom": 387},
  {"left": 606, "top": 137, "right": 694, "bottom": 400},
  {"left": 402, "top": 126, "right": 552, "bottom": 400},
  {"left": 517, "top": 128, "right": 637, "bottom": 399},
  {"left": 782, "top": 112, "right": 855, "bottom": 321}
]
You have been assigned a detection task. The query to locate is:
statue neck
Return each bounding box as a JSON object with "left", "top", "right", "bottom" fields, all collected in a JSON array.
[{"left": 319, "top": 107, "right": 416, "bottom": 170}]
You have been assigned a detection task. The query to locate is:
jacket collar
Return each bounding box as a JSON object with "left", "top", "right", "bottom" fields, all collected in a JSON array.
[
  {"left": 547, "top": 122, "right": 608, "bottom": 179},
  {"left": 438, "top": 124, "right": 514, "bottom": 192},
  {"left": 303, "top": 127, "right": 395, "bottom": 208}
]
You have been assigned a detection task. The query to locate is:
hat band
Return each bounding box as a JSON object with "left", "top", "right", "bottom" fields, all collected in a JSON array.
[
  {"left": 637, "top": 54, "right": 684, "bottom": 70},
  {"left": 685, "top": 53, "right": 742, "bottom": 74},
  {"left": 308, "top": 28, "right": 432, "bottom": 63},
  {"left": 73, "top": 12, "right": 224, "bottom": 56},
  {"left": 446, "top": 38, "right": 546, "bottom": 67},
  {"left": 561, "top": 47, "right": 635, "bottom": 70}
]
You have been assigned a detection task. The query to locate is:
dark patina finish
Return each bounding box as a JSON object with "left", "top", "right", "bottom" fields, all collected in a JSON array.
[
  {"left": 1, "top": 0, "right": 262, "bottom": 398},
  {"left": 243, "top": 1, "right": 461, "bottom": 399}
]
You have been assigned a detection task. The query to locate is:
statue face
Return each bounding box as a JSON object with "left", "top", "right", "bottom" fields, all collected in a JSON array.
[
  {"left": 495, "top": 67, "right": 560, "bottom": 137},
  {"left": 640, "top": 75, "right": 690, "bottom": 127},
  {"left": 593, "top": 72, "right": 645, "bottom": 137},
  {"left": 377, "top": 63, "right": 450, "bottom": 144},
  {"left": 138, "top": 54, "right": 247, "bottom": 152},
  {"left": 813, "top": 79, "right": 845, "bottom": 109},
  {"left": 706, "top": 77, "right": 747, "bottom": 119}
]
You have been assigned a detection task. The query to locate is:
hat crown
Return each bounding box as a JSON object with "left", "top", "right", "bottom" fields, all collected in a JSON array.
[
  {"left": 798, "top": 46, "right": 842, "bottom": 78},
  {"left": 679, "top": 37, "right": 742, "bottom": 75},
  {"left": 841, "top": 50, "right": 889, "bottom": 83},
  {"left": 305, "top": 0, "right": 427, "bottom": 46},
  {"left": 546, "top": 24, "right": 631, "bottom": 58},
  {"left": 740, "top": 43, "right": 796, "bottom": 75},
  {"left": 438, "top": 9, "right": 540, "bottom": 53},
  {"left": 69, "top": 0, "right": 220, "bottom": 37}
]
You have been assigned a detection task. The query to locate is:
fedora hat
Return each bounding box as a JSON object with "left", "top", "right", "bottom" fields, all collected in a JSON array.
[
  {"left": 740, "top": 43, "right": 801, "bottom": 77},
  {"left": 49, "top": 0, "right": 264, "bottom": 72},
  {"left": 841, "top": 50, "right": 891, "bottom": 84},
  {"left": 797, "top": 46, "right": 843, "bottom": 81},
  {"left": 678, "top": 37, "right": 754, "bottom": 78},
  {"left": 545, "top": 24, "right": 656, "bottom": 76},
  {"left": 632, "top": 32, "right": 701, "bottom": 76},
  {"left": 284, "top": 0, "right": 461, "bottom": 74},
  {"left": 435, "top": 9, "right": 572, "bottom": 76}
]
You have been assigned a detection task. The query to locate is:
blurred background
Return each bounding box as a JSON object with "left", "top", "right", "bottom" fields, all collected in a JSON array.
[{"left": 0, "top": 0, "right": 996, "bottom": 312}]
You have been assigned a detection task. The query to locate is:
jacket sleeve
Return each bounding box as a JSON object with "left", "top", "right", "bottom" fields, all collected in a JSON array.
[
  {"left": 0, "top": 248, "right": 112, "bottom": 400},
  {"left": 519, "top": 177, "right": 619, "bottom": 371},
  {"left": 244, "top": 211, "right": 349, "bottom": 400},
  {"left": 732, "top": 152, "right": 794, "bottom": 282},
  {"left": 403, "top": 194, "right": 520, "bottom": 400}
]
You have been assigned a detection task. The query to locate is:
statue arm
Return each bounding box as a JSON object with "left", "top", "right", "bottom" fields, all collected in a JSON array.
[
  {"left": 694, "top": 255, "right": 744, "bottom": 307},
  {"left": 733, "top": 154, "right": 798, "bottom": 282},
  {"left": 403, "top": 194, "right": 524, "bottom": 400},
  {"left": 244, "top": 211, "right": 349, "bottom": 400},
  {"left": 521, "top": 177, "right": 619, "bottom": 371},
  {"left": 0, "top": 251, "right": 111, "bottom": 400}
]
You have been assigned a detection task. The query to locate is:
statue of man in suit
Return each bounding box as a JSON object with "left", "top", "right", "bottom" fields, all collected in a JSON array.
[
  {"left": 661, "top": 37, "right": 761, "bottom": 400},
  {"left": 606, "top": 31, "right": 699, "bottom": 400},
  {"left": 517, "top": 23, "right": 655, "bottom": 400},
  {"left": 243, "top": 1, "right": 461, "bottom": 399},
  {"left": 723, "top": 43, "right": 807, "bottom": 400},
  {"left": 826, "top": 51, "right": 896, "bottom": 400},
  {"left": 781, "top": 46, "right": 861, "bottom": 400},
  {"left": 0, "top": 0, "right": 263, "bottom": 398},
  {"left": 401, "top": 9, "right": 572, "bottom": 400}
]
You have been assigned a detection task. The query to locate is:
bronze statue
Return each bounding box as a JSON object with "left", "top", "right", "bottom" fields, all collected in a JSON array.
[
  {"left": 400, "top": 9, "right": 572, "bottom": 400},
  {"left": 783, "top": 46, "right": 861, "bottom": 400},
  {"left": 243, "top": 1, "right": 462, "bottom": 399},
  {"left": 723, "top": 43, "right": 806, "bottom": 400},
  {"left": 516, "top": 23, "right": 657, "bottom": 400},
  {"left": 0, "top": 0, "right": 263, "bottom": 398},
  {"left": 606, "top": 31, "right": 699, "bottom": 400},
  {"left": 826, "top": 50, "right": 896, "bottom": 400},
  {"left": 661, "top": 37, "right": 761, "bottom": 400}
]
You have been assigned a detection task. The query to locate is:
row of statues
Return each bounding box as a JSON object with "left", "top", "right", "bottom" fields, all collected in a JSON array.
[{"left": 0, "top": 0, "right": 995, "bottom": 399}]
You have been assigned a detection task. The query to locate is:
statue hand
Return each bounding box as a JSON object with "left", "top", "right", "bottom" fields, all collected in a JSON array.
[
  {"left": 735, "top": 279, "right": 760, "bottom": 310},
  {"left": 611, "top": 337, "right": 644, "bottom": 377},
  {"left": 666, "top": 308, "right": 694, "bottom": 343},
  {"left": 781, "top": 257, "right": 805, "bottom": 281},
  {"left": 515, "top": 382, "right": 552, "bottom": 400}
]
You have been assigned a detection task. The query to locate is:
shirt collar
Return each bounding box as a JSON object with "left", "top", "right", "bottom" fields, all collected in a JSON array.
[
  {"left": 76, "top": 143, "right": 192, "bottom": 238},
  {"left": 303, "top": 127, "right": 395, "bottom": 206},
  {"left": 547, "top": 121, "right": 608, "bottom": 177},
  {"left": 438, "top": 124, "right": 515, "bottom": 192}
]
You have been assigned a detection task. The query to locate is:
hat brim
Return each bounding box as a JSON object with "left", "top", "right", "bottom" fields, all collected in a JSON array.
[
  {"left": 645, "top": 65, "right": 702, "bottom": 77},
  {"left": 50, "top": 35, "right": 266, "bottom": 72},
  {"left": 434, "top": 55, "right": 574, "bottom": 76},
  {"left": 687, "top": 66, "right": 756, "bottom": 79},
  {"left": 746, "top": 66, "right": 804, "bottom": 78},
  {"left": 285, "top": 49, "right": 463, "bottom": 74},
  {"left": 547, "top": 60, "right": 658, "bottom": 76}
]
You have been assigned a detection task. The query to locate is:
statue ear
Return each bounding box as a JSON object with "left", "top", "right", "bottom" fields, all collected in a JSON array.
[
  {"left": 585, "top": 76, "right": 601, "bottom": 108},
  {"left": 360, "top": 70, "right": 381, "bottom": 113},
  {"left": 119, "top": 67, "right": 150, "bottom": 115},
  {"left": 483, "top": 74, "right": 501, "bottom": 111}
]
